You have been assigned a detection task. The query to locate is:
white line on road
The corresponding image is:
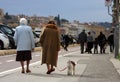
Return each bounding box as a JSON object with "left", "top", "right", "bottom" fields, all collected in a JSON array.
[
  {"left": 35, "top": 54, "right": 40, "bottom": 57},
  {"left": 6, "top": 60, "right": 15, "bottom": 62}
]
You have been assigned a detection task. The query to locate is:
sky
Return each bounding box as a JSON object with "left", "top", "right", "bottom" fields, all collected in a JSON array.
[{"left": 0, "top": 0, "right": 112, "bottom": 23}]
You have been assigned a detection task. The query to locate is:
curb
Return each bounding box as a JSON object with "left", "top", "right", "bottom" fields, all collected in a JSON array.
[
  {"left": 110, "top": 58, "right": 120, "bottom": 75},
  {"left": 0, "top": 44, "right": 79, "bottom": 56},
  {"left": 0, "top": 47, "right": 41, "bottom": 56}
]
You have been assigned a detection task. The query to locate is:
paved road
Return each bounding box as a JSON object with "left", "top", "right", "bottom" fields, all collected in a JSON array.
[
  {"left": 0, "top": 45, "right": 120, "bottom": 82},
  {"left": 0, "top": 46, "right": 79, "bottom": 72}
]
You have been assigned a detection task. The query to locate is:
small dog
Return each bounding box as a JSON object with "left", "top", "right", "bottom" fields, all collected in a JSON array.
[{"left": 67, "top": 60, "right": 76, "bottom": 76}]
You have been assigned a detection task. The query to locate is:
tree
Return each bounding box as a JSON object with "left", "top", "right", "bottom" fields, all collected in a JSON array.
[
  {"left": 61, "top": 18, "right": 69, "bottom": 23},
  {"left": 54, "top": 14, "right": 61, "bottom": 26},
  {"left": 4, "top": 12, "right": 11, "bottom": 19}
]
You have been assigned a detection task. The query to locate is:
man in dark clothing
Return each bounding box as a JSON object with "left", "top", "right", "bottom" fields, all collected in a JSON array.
[
  {"left": 97, "top": 32, "right": 107, "bottom": 54},
  {"left": 78, "top": 30, "right": 87, "bottom": 54},
  {"left": 63, "top": 34, "right": 70, "bottom": 51},
  {"left": 107, "top": 31, "right": 114, "bottom": 53}
]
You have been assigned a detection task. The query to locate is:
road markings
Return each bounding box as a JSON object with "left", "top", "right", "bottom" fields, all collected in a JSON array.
[
  {"left": 0, "top": 67, "right": 21, "bottom": 77},
  {"left": 6, "top": 60, "right": 14, "bottom": 62},
  {"left": 35, "top": 54, "right": 40, "bottom": 57}
]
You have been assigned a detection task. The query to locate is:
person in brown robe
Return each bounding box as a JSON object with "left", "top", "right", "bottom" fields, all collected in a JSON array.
[{"left": 40, "top": 21, "right": 60, "bottom": 74}]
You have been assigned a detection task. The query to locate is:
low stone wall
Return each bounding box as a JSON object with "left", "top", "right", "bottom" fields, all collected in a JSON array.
[{"left": 0, "top": 49, "right": 16, "bottom": 56}]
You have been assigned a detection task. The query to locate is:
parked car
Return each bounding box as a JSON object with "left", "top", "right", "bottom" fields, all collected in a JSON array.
[
  {"left": 0, "top": 30, "right": 9, "bottom": 49},
  {"left": 0, "top": 24, "right": 16, "bottom": 49},
  {"left": 33, "top": 31, "right": 40, "bottom": 47},
  {"left": 0, "top": 24, "right": 40, "bottom": 48},
  {"left": 34, "top": 28, "right": 41, "bottom": 36}
]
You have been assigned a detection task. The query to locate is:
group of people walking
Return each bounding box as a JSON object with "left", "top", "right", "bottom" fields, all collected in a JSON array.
[
  {"left": 13, "top": 17, "right": 114, "bottom": 75},
  {"left": 78, "top": 29, "right": 114, "bottom": 54}
]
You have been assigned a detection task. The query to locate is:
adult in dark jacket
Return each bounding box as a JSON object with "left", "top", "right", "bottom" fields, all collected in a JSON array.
[
  {"left": 97, "top": 32, "right": 106, "bottom": 54},
  {"left": 63, "top": 34, "right": 70, "bottom": 51},
  {"left": 78, "top": 30, "right": 87, "bottom": 53},
  {"left": 107, "top": 31, "right": 114, "bottom": 52}
]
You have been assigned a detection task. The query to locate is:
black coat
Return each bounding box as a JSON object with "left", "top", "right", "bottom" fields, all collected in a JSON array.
[
  {"left": 63, "top": 35, "right": 70, "bottom": 43},
  {"left": 107, "top": 33, "right": 114, "bottom": 45},
  {"left": 97, "top": 33, "right": 106, "bottom": 46},
  {"left": 78, "top": 32, "right": 87, "bottom": 43}
]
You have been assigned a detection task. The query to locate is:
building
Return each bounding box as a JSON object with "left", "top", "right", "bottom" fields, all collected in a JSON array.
[{"left": 0, "top": 8, "right": 4, "bottom": 23}]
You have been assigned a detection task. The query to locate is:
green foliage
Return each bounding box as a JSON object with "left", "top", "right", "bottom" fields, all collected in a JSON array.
[{"left": 117, "top": 54, "right": 120, "bottom": 60}]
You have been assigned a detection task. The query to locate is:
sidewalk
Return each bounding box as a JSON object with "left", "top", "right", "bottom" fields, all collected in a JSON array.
[
  {"left": 110, "top": 56, "right": 120, "bottom": 76},
  {"left": 0, "top": 48, "right": 120, "bottom": 82}
]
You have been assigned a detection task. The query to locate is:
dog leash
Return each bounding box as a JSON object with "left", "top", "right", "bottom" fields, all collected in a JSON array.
[{"left": 55, "top": 66, "right": 68, "bottom": 71}]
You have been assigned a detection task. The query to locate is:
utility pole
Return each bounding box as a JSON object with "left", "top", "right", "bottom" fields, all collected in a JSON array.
[
  {"left": 113, "top": 0, "right": 119, "bottom": 58},
  {"left": 106, "top": 0, "right": 120, "bottom": 58}
]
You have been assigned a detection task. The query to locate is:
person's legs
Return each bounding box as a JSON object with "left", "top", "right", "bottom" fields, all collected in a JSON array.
[
  {"left": 46, "top": 64, "right": 55, "bottom": 74},
  {"left": 61, "top": 42, "right": 64, "bottom": 48},
  {"left": 50, "top": 65, "right": 55, "bottom": 72},
  {"left": 51, "top": 65, "right": 55, "bottom": 70},
  {"left": 20, "top": 61, "right": 25, "bottom": 73},
  {"left": 50, "top": 65, "right": 53, "bottom": 70},
  {"left": 26, "top": 60, "right": 31, "bottom": 73},
  {"left": 87, "top": 42, "right": 91, "bottom": 53},
  {"left": 94, "top": 45, "right": 97, "bottom": 54},
  {"left": 110, "top": 44, "right": 114, "bottom": 52},
  {"left": 103, "top": 44, "right": 106, "bottom": 54},
  {"left": 85, "top": 43, "right": 88, "bottom": 53},
  {"left": 64, "top": 43, "right": 69, "bottom": 51},
  {"left": 80, "top": 42, "right": 84, "bottom": 53},
  {"left": 46, "top": 64, "right": 50, "bottom": 71},
  {"left": 87, "top": 46, "right": 90, "bottom": 53},
  {"left": 101, "top": 44, "right": 105, "bottom": 54},
  {"left": 46, "top": 64, "right": 51, "bottom": 74},
  {"left": 96, "top": 47, "right": 98, "bottom": 54},
  {"left": 100, "top": 46, "right": 102, "bottom": 54}
]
